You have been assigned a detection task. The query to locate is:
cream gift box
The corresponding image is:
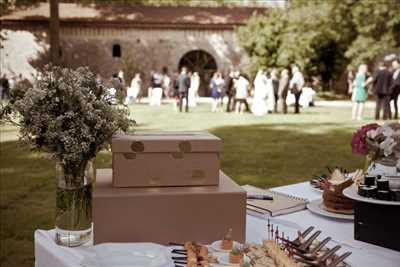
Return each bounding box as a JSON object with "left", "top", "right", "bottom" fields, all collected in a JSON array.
[
  {"left": 93, "top": 169, "right": 246, "bottom": 245},
  {"left": 111, "top": 131, "right": 222, "bottom": 187}
]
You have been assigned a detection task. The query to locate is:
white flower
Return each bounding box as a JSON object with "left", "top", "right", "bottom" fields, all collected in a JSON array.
[
  {"left": 379, "top": 137, "right": 397, "bottom": 156},
  {"left": 393, "top": 130, "right": 400, "bottom": 137},
  {"left": 367, "top": 129, "right": 377, "bottom": 139},
  {"left": 376, "top": 123, "right": 395, "bottom": 137}
]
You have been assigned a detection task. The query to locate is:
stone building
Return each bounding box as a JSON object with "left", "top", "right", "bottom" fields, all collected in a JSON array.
[{"left": 0, "top": 3, "right": 267, "bottom": 96}]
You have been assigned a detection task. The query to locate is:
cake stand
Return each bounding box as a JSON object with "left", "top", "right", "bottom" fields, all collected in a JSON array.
[{"left": 343, "top": 186, "right": 400, "bottom": 206}]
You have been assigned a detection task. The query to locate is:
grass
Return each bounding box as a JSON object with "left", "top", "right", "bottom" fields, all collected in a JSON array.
[{"left": 0, "top": 101, "right": 378, "bottom": 266}]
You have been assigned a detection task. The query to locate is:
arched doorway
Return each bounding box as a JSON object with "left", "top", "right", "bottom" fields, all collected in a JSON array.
[{"left": 178, "top": 50, "right": 218, "bottom": 96}]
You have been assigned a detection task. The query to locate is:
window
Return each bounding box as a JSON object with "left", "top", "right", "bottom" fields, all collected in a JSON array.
[{"left": 112, "top": 44, "right": 121, "bottom": 57}]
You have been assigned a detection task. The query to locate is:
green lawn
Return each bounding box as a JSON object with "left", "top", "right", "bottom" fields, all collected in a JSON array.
[{"left": 0, "top": 102, "right": 377, "bottom": 266}]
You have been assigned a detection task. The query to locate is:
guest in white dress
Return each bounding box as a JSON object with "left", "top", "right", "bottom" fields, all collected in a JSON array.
[
  {"left": 234, "top": 74, "right": 249, "bottom": 114},
  {"left": 251, "top": 69, "right": 268, "bottom": 116},
  {"left": 289, "top": 65, "right": 305, "bottom": 113},
  {"left": 125, "top": 73, "right": 141, "bottom": 105},
  {"left": 188, "top": 72, "right": 200, "bottom": 107},
  {"left": 162, "top": 73, "right": 171, "bottom": 99}
]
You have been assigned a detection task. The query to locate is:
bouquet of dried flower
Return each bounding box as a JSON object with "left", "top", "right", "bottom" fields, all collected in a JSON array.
[{"left": 0, "top": 65, "right": 132, "bottom": 183}]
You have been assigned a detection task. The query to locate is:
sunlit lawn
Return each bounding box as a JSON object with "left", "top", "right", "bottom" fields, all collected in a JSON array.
[{"left": 0, "top": 101, "right": 378, "bottom": 266}]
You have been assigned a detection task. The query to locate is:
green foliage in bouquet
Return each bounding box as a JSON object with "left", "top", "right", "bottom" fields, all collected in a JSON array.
[
  {"left": 1, "top": 65, "right": 132, "bottom": 183},
  {"left": 231, "top": 246, "right": 242, "bottom": 256}
]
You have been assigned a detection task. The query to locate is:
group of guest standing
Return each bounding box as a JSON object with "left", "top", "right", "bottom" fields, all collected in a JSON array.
[
  {"left": 111, "top": 64, "right": 308, "bottom": 116},
  {"left": 209, "top": 70, "right": 250, "bottom": 114},
  {"left": 350, "top": 59, "right": 400, "bottom": 120},
  {"left": 251, "top": 65, "right": 305, "bottom": 116},
  {"left": 206, "top": 64, "right": 306, "bottom": 115}
]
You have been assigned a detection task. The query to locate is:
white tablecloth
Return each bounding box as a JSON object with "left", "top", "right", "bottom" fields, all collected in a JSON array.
[{"left": 34, "top": 182, "right": 400, "bottom": 267}]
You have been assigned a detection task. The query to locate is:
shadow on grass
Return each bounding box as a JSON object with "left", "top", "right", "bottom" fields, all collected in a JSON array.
[
  {"left": 0, "top": 122, "right": 363, "bottom": 266},
  {"left": 0, "top": 141, "right": 112, "bottom": 267},
  {"left": 210, "top": 123, "right": 363, "bottom": 188}
]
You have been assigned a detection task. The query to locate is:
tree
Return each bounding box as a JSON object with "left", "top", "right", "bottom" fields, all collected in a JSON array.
[
  {"left": 345, "top": 0, "right": 400, "bottom": 68},
  {"left": 237, "top": 9, "right": 287, "bottom": 75},
  {"left": 237, "top": 0, "right": 400, "bottom": 91},
  {"left": 49, "top": 0, "right": 60, "bottom": 65}
]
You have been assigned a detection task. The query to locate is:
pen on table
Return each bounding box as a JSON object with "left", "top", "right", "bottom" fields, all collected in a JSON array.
[{"left": 247, "top": 194, "right": 273, "bottom": 200}]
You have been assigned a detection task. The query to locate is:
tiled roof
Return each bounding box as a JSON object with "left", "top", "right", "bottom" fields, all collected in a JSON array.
[{"left": 1, "top": 3, "right": 268, "bottom": 28}]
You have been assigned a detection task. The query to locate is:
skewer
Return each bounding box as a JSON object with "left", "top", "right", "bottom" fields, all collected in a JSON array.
[
  {"left": 172, "top": 249, "right": 187, "bottom": 252},
  {"left": 309, "top": 237, "right": 331, "bottom": 255},
  {"left": 291, "top": 249, "right": 315, "bottom": 261},
  {"left": 294, "top": 245, "right": 342, "bottom": 267},
  {"left": 287, "top": 237, "right": 332, "bottom": 261},
  {"left": 317, "top": 245, "right": 341, "bottom": 264},
  {"left": 173, "top": 260, "right": 187, "bottom": 265},
  {"left": 267, "top": 219, "right": 271, "bottom": 240},
  {"left": 293, "top": 226, "right": 314, "bottom": 245},
  {"left": 327, "top": 252, "right": 352, "bottom": 267},
  {"left": 275, "top": 226, "right": 279, "bottom": 243},
  {"left": 298, "top": 230, "right": 321, "bottom": 251},
  {"left": 172, "top": 256, "right": 187, "bottom": 260},
  {"left": 172, "top": 250, "right": 187, "bottom": 255}
]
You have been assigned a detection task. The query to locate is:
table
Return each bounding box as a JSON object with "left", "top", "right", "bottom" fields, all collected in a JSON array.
[{"left": 34, "top": 182, "right": 400, "bottom": 267}]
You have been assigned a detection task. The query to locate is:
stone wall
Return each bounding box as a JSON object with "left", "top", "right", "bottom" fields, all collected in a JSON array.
[
  {"left": 59, "top": 26, "right": 246, "bottom": 95},
  {"left": 1, "top": 25, "right": 248, "bottom": 96}
]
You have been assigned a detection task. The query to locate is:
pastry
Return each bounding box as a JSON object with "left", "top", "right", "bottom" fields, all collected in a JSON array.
[
  {"left": 264, "top": 240, "right": 301, "bottom": 267},
  {"left": 184, "top": 241, "right": 209, "bottom": 267},
  {"left": 221, "top": 228, "right": 234, "bottom": 250},
  {"left": 229, "top": 246, "right": 243, "bottom": 264}
]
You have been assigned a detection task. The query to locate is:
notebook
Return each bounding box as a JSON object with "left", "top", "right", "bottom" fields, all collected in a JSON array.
[{"left": 242, "top": 184, "right": 308, "bottom": 217}]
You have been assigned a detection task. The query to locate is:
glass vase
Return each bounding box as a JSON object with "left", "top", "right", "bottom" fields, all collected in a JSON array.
[
  {"left": 365, "top": 156, "right": 399, "bottom": 176},
  {"left": 55, "top": 159, "right": 94, "bottom": 247}
]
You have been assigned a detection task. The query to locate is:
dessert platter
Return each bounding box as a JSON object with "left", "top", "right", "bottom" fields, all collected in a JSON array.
[
  {"left": 168, "top": 224, "right": 351, "bottom": 267},
  {"left": 343, "top": 175, "right": 400, "bottom": 205},
  {"left": 307, "top": 169, "right": 363, "bottom": 220},
  {"left": 210, "top": 229, "right": 242, "bottom": 252}
]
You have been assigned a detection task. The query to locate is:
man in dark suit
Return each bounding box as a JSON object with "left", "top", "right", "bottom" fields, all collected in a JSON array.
[
  {"left": 225, "top": 70, "right": 236, "bottom": 112},
  {"left": 177, "top": 67, "right": 191, "bottom": 112},
  {"left": 278, "top": 68, "right": 290, "bottom": 113},
  {"left": 370, "top": 62, "right": 393, "bottom": 120},
  {"left": 390, "top": 59, "right": 400, "bottom": 119}
]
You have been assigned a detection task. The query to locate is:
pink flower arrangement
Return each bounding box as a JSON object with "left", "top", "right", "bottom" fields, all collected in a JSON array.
[
  {"left": 351, "top": 123, "right": 379, "bottom": 155},
  {"left": 351, "top": 123, "right": 400, "bottom": 165}
]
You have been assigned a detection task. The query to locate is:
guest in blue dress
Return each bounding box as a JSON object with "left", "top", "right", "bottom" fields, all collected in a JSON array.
[{"left": 210, "top": 72, "right": 225, "bottom": 112}]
